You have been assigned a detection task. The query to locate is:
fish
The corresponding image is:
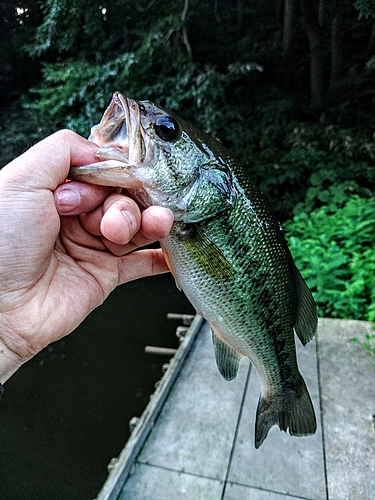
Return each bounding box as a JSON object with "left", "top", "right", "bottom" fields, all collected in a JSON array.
[{"left": 69, "top": 92, "right": 318, "bottom": 448}]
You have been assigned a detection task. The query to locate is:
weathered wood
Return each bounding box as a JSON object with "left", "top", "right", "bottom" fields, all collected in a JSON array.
[
  {"left": 144, "top": 346, "right": 177, "bottom": 356},
  {"left": 167, "top": 312, "right": 195, "bottom": 325}
]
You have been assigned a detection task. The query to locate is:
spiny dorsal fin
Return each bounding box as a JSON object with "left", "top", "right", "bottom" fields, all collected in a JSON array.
[
  {"left": 211, "top": 328, "right": 242, "bottom": 381},
  {"left": 294, "top": 265, "right": 318, "bottom": 346}
]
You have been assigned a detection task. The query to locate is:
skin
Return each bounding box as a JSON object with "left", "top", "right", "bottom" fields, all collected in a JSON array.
[{"left": 0, "top": 130, "right": 173, "bottom": 384}]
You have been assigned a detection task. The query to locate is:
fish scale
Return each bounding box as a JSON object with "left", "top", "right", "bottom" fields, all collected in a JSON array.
[{"left": 69, "top": 92, "right": 318, "bottom": 448}]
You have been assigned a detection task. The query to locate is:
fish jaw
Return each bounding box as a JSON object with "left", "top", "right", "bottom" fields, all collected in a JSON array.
[
  {"left": 88, "top": 92, "right": 149, "bottom": 167},
  {"left": 69, "top": 160, "right": 144, "bottom": 189},
  {"left": 69, "top": 92, "right": 156, "bottom": 191}
]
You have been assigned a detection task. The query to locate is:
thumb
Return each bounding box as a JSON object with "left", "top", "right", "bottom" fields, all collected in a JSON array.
[{"left": 2, "top": 130, "right": 99, "bottom": 191}]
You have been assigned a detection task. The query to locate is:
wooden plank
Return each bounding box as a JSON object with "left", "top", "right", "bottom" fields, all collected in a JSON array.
[
  {"left": 118, "top": 463, "right": 224, "bottom": 500},
  {"left": 96, "top": 317, "right": 375, "bottom": 500}
]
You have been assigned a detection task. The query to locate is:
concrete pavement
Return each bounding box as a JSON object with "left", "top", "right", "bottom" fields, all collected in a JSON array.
[{"left": 97, "top": 318, "right": 375, "bottom": 500}]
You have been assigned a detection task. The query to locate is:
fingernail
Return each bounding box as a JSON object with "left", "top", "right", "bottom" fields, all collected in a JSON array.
[
  {"left": 55, "top": 188, "right": 80, "bottom": 213},
  {"left": 148, "top": 206, "right": 174, "bottom": 223}
]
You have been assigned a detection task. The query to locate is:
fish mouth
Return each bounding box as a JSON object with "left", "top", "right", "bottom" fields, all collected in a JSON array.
[{"left": 69, "top": 92, "right": 149, "bottom": 188}]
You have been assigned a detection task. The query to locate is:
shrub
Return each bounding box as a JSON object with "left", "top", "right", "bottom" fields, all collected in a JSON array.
[{"left": 284, "top": 196, "right": 375, "bottom": 322}]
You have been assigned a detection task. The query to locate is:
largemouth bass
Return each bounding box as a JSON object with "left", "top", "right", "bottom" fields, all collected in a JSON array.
[{"left": 69, "top": 92, "right": 317, "bottom": 448}]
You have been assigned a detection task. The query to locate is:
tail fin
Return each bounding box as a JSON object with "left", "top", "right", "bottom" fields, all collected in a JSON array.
[{"left": 254, "top": 378, "right": 316, "bottom": 449}]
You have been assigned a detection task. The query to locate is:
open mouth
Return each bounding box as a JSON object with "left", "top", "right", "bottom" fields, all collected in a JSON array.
[
  {"left": 68, "top": 93, "right": 148, "bottom": 189},
  {"left": 88, "top": 92, "right": 132, "bottom": 164}
]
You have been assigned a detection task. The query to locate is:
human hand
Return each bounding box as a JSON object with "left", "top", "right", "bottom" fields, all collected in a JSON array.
[{"left": 0, "top": 130, "right": 173, "bottom": 383}]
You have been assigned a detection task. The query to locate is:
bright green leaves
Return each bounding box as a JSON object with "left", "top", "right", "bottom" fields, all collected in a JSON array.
[{"left": 285, "top": 196, "right": 375, "bottom": 322}]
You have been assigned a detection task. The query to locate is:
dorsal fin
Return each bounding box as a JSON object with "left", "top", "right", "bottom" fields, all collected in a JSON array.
[
  {"left": 294, "top": 266, "right": 318, "bottom": 346},
  {"left": 211, "top": 327, "right": 242, "bottom": 381}
]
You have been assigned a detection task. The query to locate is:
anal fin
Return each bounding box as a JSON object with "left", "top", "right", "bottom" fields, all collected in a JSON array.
[{"left": 211, "top": 327, "right": 242, "bottom": 381}]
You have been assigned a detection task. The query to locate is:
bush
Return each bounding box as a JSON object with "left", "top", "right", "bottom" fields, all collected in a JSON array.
[{"left": 285, "top": 196, "right": 375, "bottom": 322}]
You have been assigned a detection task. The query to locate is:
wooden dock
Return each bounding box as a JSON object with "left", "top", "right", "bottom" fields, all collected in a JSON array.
[{"left": 95, "top": 316, "right": 375, "bottom": 500}]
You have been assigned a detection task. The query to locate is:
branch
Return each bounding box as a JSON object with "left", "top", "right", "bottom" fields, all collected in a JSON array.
[
  {"left": 135, "top": 0, "right": 157, "bottom": 13},
  {"left": 181, "top": 0, "right": 192, "bottom": 58}
]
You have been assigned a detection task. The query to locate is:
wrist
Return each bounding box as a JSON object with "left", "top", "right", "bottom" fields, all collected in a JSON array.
[{"left": 0, "top": 340, "right": 23, "bottom": 384}]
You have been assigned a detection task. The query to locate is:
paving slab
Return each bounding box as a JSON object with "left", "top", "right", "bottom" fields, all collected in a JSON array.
[
  {"left": 119, "top": 462, "right": 224, "bottom": 499},
  {"left": 223, "top": 482, "right": 310, "bottom": 500},
  {"left": 100, "top": 317, "right": 375, "bottom": 500},
  {"left": 318, "top": 318, "right": 375, "bottom": 500},
  {"left": 227, "top": 337, "right": 326, "bottom": 500},
  {"left": 136, "top": 321, "right": 250, "bottom": 480}
]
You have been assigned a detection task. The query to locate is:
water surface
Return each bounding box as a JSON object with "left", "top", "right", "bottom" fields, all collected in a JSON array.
[{"left": 0, "top": 274, "right": 194, "bottom": 500}]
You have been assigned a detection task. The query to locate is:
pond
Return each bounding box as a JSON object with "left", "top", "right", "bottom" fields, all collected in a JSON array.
[{"left": 0, "top": 273, "right": 194, "bottom": 500}]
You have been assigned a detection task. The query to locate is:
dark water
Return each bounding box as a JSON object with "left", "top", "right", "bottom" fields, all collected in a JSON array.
[{"left": 0, "top": 274, "right": 194, "bottom": 500}]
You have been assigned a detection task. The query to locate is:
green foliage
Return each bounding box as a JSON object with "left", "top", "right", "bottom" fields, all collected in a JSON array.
[
  {"left": 0, "top": 106, "right": 46, "bottom": 166},
  {"left": 354, "top": 0, "right": 375, "bottom": 18},
  {"left": 226, "top": 108, "right": 375, "bottom": 219},
  {"left": 22, "top": 47, "right": 263, "bottom": 139},
  {"left": 26, "top": 0, "right": 106, "bottom": 56},
  {"left": 24, "top": 54, "right": 137, "bottom": 135},
  {"left": 285, "top": 196, "right": 375, "bottom": 322}
]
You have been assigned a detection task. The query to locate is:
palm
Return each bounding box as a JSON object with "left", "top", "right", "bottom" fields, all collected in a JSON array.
[
  {"left": 0, "top": 131, "right": 172, "bottom": 376},
  {"left": 0, "top": 192, "right": 117, "bottom": 359}
]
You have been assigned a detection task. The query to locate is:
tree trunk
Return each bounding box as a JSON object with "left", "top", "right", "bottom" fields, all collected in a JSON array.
[
  {"left": 318, "top": 0, "right": 325, "bottom": 29},
  {"left": 300, "top": 0, "right": 325, "bottom": 110},
  {"left": 237, "top": 0, "right": 244, "bottom": 37},
  {"left": 367, "top": 20, "right": 375, "bottom": 56},
  {"left": 282, "top": 0, "right": 296, "bottom": 61},
  {"left": 329, "top": 0, "right": 343, "bottom": 95}
]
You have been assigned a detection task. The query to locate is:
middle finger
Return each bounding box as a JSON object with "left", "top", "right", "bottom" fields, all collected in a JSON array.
[{"left": 80, "top": 193, "right": 141, "bottom": 243}]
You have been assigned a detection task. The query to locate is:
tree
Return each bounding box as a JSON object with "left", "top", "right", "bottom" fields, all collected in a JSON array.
[
  {"left": 299, "top": 0, "right": 326, "bottom": 110},
  {"left": 282, "top": 0, "right": 297, "bottom": 62},
  {"left": 329, "top": 0, "right": 344, "bottom": 93},
  {"left": 0, "top": 1, "right": 43, "bottom": 107}
]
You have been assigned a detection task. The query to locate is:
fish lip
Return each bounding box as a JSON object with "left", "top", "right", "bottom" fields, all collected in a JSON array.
[
  {"left": 68, "top": 160, "right": 143, "bottom": 189},
  {"left": 69, "top": 93, "right": 160, "bottom": 195}
]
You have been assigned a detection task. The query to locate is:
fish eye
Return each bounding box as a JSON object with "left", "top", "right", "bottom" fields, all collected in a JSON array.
[{"left": 154, "top": 115, "right": 181, "bottom": 142}]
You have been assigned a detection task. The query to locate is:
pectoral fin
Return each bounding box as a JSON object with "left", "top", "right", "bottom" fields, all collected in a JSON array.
[
  {"left": 177, "top": 224, "right": 234, "bottom": 281},
  {"left": 211, "top": 327, "right": 242, "bottom": 381}
]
